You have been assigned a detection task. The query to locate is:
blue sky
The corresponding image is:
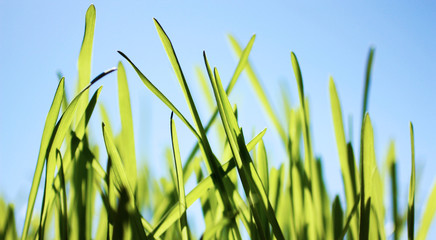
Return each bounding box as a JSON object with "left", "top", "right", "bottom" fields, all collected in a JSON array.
[{"left": 1, "top": 1, "right": 435, "bottom": 238}]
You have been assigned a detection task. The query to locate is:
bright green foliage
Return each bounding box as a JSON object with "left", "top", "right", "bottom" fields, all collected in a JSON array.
[{"left": 2, "top": 4, "right": 436, "bottom": 240}]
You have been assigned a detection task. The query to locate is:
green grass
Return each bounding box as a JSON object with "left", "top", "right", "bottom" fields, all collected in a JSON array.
[{"left": 1, "top": 4, "right": 436, "bottom": 240}]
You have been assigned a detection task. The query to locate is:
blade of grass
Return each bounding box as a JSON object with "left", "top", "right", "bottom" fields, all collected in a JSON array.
[
  {"left": 329, "top": 77, "right": 359, "bottom": 239},
  {"left": 361, "top": 48, "right": 375, "bottom": 123},
  {"left": 170, "top": 112, "right": 190, "bottom": 240},
  {"left": 387, "top": 141, "right": 400, "bottom": 240},
  {"left": 117, "top": 61, "right": 137, "bottom": 193},
  {"left": 102, "top": 123, "right": 150, "bottom": 239},
  {"left": 416, "top": 181, "right": 436, "bottom": 240},
  {"left": 408, "top": 122, "right": 415, "bottom": 240},
  {"left": 76, "top": 4, "right": 96, "bottom": 127},
  {"left": 228, "top": 35, "right": 286, "bottom": 143},
  {"left": 21, "top": 77, "right": 64, "bottom": 240}
]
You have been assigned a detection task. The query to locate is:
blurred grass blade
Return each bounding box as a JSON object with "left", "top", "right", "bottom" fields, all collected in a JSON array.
[
  {"left": 117, "top": 61, "right": 137, "bottom": 193},
  {"left": 332, "top": 196, "right": 343, "bottom": 240},
  {"left": 170, "top": 112, "right": 190, "bottom": 240},
  {"left": 408, "top": 122, "right": 415, "bottom": 240},
  {"left": 387, "top": 141, "right": 400, "bottom": 240},
  {"left": 416, "top": 181, "right": 436, "bottom": 240},
  {"left": 359, "top": 114, "right": 376, "bottom": 240},
  {"left": 361, "top": 48, "right": 375, "bottom": 123},
  {"left": 329, "top": 77, "right": 359, "bottom": 239},
  {"left": 22, "top": 78, "right": 64, "bottom": 240},
  {"left": 55, "top": 149, "right": 68, "bottom": 240},
  {"left": 229, "top": 35, "right": 286, "bottom": 143}
]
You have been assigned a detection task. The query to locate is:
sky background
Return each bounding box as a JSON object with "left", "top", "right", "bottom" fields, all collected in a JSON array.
[{"left": 1, "top": 1, "right": 435, "bottom": 238}]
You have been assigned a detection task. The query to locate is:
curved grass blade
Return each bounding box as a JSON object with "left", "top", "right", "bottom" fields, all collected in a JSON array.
[
  {"left": 21, "top": 78, "right": 64, "bottom": 240},
  {"left": 117, "top": 61, "right": 137, "bottom": 192},
  {"left": 408, "top": 122, "right": 415, "bottom": 240},
  {"left": 55, "top": 150, "right": 68, "bottom": 240},
  {"left": 118, "top": 50, "right": 200, "bottom": 141},
  {"left": 170, "top": 112, "right": 190, "bottom": 240}
]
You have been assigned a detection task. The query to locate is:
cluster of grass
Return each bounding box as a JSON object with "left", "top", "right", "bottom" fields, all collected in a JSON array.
[{"left": 1, "top": 4, "right": 436, "bottom": 240}]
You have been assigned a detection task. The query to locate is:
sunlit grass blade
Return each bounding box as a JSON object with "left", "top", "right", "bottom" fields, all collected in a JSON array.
[
  {"left": 359, "top": 114, "right": 376, "bottom": 240},
  {"left": 118, "top": 50, "right": 200, "bottom": 141},
  {"left": 329, "top": 77, "right": 359, "bottom": 239},
  {"left": 102, "top": 123, "right": 150, "bottom": 239},
  {"left": 22, "top": 77, "right": 64, "bottom": 240},
  {"left": 228, "top": 35, "right": 286, "bottom": 143},
  {"left": 170, "top": 112, "right": 190, "bottom": 240},
  {"left": 76, "top": 4, "right": 96, "bottom": 126},
  {"left": 416, "top": 181, "right": 436, "bottom": 240},
  {"left": 117, "top": 61, "right": 137, "bottom": 193},
  {"left": 408, "top": 122, "right": 415, "bottom": 240}
]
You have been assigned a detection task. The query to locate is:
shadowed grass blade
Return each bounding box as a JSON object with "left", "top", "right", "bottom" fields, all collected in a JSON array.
[
  {"left": 170, "top": 112, "right": 190, "bottom": 240},
  {"left": 102, "top": 123, "right": 150, "bottom": 239},
  {"left": 408, "top": 122, "right": 415, "bottom": 240},
  {"left": 22, "top": 78, "right": 64, "bottom": 240}
]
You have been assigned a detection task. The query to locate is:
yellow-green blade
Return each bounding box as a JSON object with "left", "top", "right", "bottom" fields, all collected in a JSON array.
[
  {"left": 408, "top": 122, "right": 415, "bottom": 240},
  {"left": 22, "top": 78, "right": 64, "bottom": 240},
  {"left": 76, "top": 4, "right": 96, "bottom": 127},
  {"left": 117, "top": 61, "right": 137, "bottom": 193},
  {"left": 170, "top": 112, "right": 189, "bottom": 240},
  {"left": 416, "top": 181, "right": 436, "bottom": 240}
]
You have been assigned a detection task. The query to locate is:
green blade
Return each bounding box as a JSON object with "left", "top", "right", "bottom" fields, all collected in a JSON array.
[
  {"left": 76, "top": 4, "right": 96, "bottom": 127},
  {"left": 228, "top": 35, "right": 286, "bottom": 143},
  {"left": 361, "top": 48, "right": 375, "bottom": 123},
  {"left": 117, "top": 61, "right": 137, "bottom": 193},
  {"left": 332, "top": 196, "right": 344, "bottom": 240},
  {"left": 102, "top": 123, "right": 150, "bottom": 238},
  {"left": 22, "top": 77, "right": 64, "bottom": 240},
  {"left": 329, "top": 77, "right": 358, "bottom": 239},
  {"left": 170, "top": 113, "right": 190, "bottom": 240},
  {"left": 408, "top": 122, "right": 415, "bottom": 240},
  {"left": 416, "top": 181, "right": 436, "bottom": 240}
]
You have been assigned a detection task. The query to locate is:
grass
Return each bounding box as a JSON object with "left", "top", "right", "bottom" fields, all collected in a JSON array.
[{"left": 1, "top": 4, "right": 436, "bottom": 240}]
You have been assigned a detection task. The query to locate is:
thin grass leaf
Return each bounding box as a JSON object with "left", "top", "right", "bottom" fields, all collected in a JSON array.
[
  {"left": 170, "top": 112, "right": 190, "bottom": 240},
  {"left": 361, "top": 48, "right": 375, "bottom": 123},
  {"left": 117, "top": 61, "right": 137, "bottom": 193},
  {"left": 340, "top": 194, "right": 361, "bottom": 240},
  {"left": 55, "top": 150, "right": 68, "bottom": 240},
  {"left": 416, "top": 181, "right": 436, "bottom": 240},
  {"left": 408, "top": 122, "right": 415, "bottom": 240},
  {"left": 332, "top": 196, "right": 343, "bottom": 240},
  {"left": 21, "top": 77, "right": 64, "bottom": 240},
  {"left": 359, "top": 114, "right": 376, "bottom": 240},
  {"left": 76, "top": 4, "right": 96, "bottom": 127},
  {"left": 329, "top": 77, "right": 359, "bottom": 239}
]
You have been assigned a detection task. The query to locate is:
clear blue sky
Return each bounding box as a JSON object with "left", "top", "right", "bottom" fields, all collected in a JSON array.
[{"left": 1, "top": 1, "right": 435, "bottom": 238}]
